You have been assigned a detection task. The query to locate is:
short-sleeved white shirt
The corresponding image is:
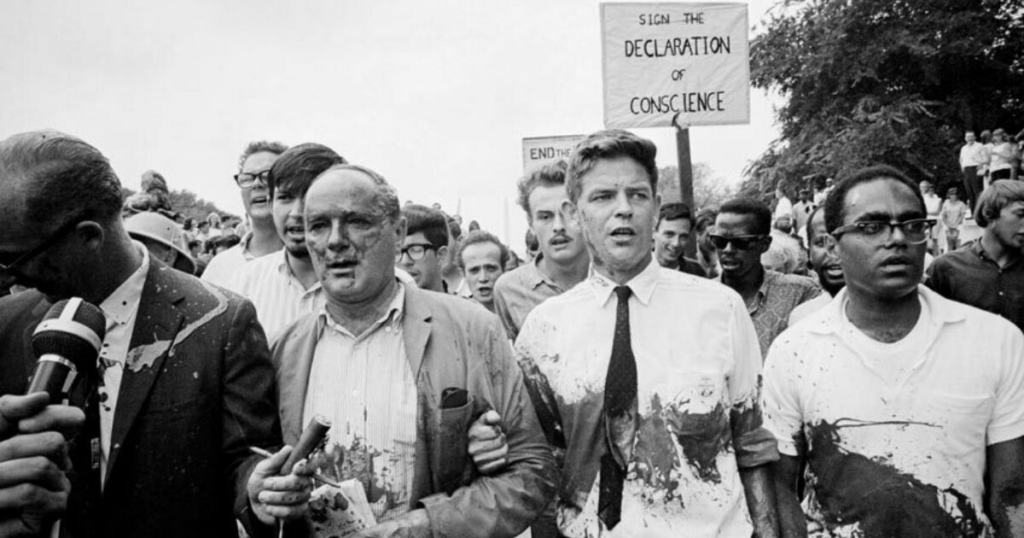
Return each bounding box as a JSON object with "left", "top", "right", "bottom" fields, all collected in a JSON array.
[{"left": 763, "top": 286, "right": 1024, "bottom": 536}]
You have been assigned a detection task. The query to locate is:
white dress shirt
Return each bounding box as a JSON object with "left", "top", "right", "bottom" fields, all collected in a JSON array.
[{"left": 97, "top": 244, "right": 150, "bottom": 488}]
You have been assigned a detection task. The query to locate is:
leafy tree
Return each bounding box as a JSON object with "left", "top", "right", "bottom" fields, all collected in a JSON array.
[
  {"left": 658, "top": 163, "right": 736, "bottom": 210},
  {"left": 746, "top": 0, "right": 1024, "bottom": 196}
]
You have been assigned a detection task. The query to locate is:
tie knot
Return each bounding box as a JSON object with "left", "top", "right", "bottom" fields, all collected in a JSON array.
[{"left": 614, "top": 285, "right": 631, "bottom": 302}]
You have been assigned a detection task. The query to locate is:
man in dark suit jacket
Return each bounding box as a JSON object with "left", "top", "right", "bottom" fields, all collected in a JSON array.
[{"left": 0, "top": 131, "right": 309, "bottom": 537}]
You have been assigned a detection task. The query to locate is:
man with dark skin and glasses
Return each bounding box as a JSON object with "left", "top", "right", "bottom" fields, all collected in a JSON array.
[
  {"left": 764, "top": 165, "right": 1024, "bottom": 537},
  {"left": 0, "top": 130, "right": 306, "bottom": 538}
]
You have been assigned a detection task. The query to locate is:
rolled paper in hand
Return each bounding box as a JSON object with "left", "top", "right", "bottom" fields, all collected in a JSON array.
[{"left": 282, "top": 414, "right": 331, "bottom": 474}]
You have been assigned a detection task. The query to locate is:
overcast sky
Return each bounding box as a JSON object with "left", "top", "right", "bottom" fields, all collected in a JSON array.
[{"left": 0, "top": 0, "right": 779, "bottom": 252}]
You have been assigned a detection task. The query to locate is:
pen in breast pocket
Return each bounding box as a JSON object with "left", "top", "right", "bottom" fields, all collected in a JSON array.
[{"left": 249, "top": 446, "right": 342, "bottom": 488}]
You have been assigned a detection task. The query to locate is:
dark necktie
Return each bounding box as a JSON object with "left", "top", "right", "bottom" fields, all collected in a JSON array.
[{"left": 599, "top": 285, "right": 636, "bottom": 530}]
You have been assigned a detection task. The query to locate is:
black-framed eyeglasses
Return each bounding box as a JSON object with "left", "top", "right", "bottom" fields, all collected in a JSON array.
[
  {"left": 831, "top": 218, "right": 934, "bottom": 245},
  {"left": 708, "top": 234, "right": 766, "bottom": 251},
  {"left": 396, "top": 244, "right": 436, "bottom": 262},
  {"left": 0, "top": 217, "right": 83, "bottom": 276},
  {"left": 233, "top": 169, "right": 271, "bottom": 189}
]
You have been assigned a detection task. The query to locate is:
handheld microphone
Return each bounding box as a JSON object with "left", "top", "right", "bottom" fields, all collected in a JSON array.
[{"left": 27, "top": 298, "right": 107, "bottom": 408}]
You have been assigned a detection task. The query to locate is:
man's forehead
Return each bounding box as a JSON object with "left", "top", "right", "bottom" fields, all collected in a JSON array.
[
  {"left": 658, "top": 218, "right": 691, "bottom": 233},
  {"left": 529, "top": 184, "right": 567, "bottom": 207},
  {"left": 843, "top": 178, "right": 922, "bottom": 220},
  {"left": 242, "top": 151, "right": 279, "bottom": 172},
  {"left": 580, "top": 157, "right": 651, "bottom": 188},
  {"left": 463, "top": 242, "right": 502, "bottom": 262},
  {"left": 716, "top": 211, "right": 756, "bottom": 230}
]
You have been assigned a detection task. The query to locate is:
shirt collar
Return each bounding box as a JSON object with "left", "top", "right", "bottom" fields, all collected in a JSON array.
[
  {"left": 275, "top": 249, "right": 322, "bottom": 292},
  {"left": 238, "top": 231, "right": 255, "bottom": 259},
  {"left": 100, "top": 242, "right": 150, "bottom": 328},
  {"left": 806, "top": 285, "right": 967, "bottom": 336},
  {"left": 586, "top": 256, "right": 660, "bottom": 307},
  {"left": 527, "top": 253, "right": 558, "bottom": 290},
  {"left": 317, "top": 279, "right": 406, "bottom": 337}
]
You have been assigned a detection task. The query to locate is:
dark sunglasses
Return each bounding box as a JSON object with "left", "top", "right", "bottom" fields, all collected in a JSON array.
[
  {"left": 708, "top": 234, "right": 766, "bottom": 251},
  {"left": 0, "top": 217, "right": 83, "bottom": 275}
]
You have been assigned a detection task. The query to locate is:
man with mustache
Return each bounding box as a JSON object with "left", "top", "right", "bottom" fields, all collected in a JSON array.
[
  {"left": 764, "top": 165, "right": 1024, "bottom": 536},
  {"left": 652, "top": 202, "right": 706, "bottom": 277},
  {"left": 458, "top": 230, "right": 508, "bottom": 313},
  {"left": 515, "top": 129, "right": 780, "bottom": 537},
  {"left": 494, "top": 160, "right": 589, "bottom": 341},
  {"left": 203, "top": 140, "right": 288, "bottom": 291},
  {"left": 269, "top": 163, "right": 556, "bottom": 537},
  {"left": 235, "top": 143, "right": 346, "bottom": 340},
  {"left": 788, "top": 206, "right": 845, "bottom": 325},
  {"left": 713, "top": 198, "right": 821, "bottom": 358},
  {"left": 926, "top": 180, "right": 1024, "bottom": 333}
]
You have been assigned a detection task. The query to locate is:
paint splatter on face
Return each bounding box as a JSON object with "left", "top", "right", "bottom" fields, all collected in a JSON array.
[{"left": 805, "top": 419, "right": 986, "bottom": 537}]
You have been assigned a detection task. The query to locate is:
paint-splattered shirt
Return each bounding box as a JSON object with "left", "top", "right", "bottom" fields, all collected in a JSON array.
[
  {"left": 96, "top": 244, "right": 150, "bottom": 489},
  {"left": 302, "top": 283, "right": 417, "bottom": 531},
  {"left": 763, "top": 286, "right": 1024, "bottom": 537},
  {"left": 717, "top": 269, "right": 822, "bottom": 359},
  {"left": 515, "top": 259, "right": 778, "bottom": 538}
]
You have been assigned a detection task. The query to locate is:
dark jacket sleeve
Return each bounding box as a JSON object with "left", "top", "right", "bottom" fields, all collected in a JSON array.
[
  {"left": 223, "top": 298, "right": 283, "bottom": 538},
  {"left": 420, "top": 314, "right": 557, "bottom": 538}
]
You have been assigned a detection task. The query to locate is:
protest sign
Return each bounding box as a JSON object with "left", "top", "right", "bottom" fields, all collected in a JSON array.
[
  {"left": 601, "top": 3, "right": 750, "bottom": 128},
  {"left": 522, "top": 135, "right": 586, "bottom": 174}
]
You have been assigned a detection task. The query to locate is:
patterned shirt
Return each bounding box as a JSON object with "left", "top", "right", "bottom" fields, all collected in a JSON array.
[
  {"left": 493, "top": 254, "right": 569, "bottom": 341},
  {"left": 764, "top": 287, "right": 1024, "bottom": 537},
  {"left": 718, "top": 270, "right": 822, "bottom": 359},
  {"left": 515, "top": 260, "right": 778, "bottom": 538},
  {"left": 302, "top": 282, "right": 417, "bottom": 530}
]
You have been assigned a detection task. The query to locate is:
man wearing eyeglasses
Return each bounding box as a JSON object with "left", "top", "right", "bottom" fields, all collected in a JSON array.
[
  {"left": 202, "top": 141, "right": 288, "bottom": 291},
  {"left": 269, "top": 163, "right": 556, "bottom": 537},
  {"left": 764, "top": 165, "right": 1024, "bottom": 536},
  {"left": 0, "top": 131, "right": 308, "bottom": 537},
  {"left": 397, "top": 204, "right": 450, "bottom": 292},
  {"left": 713, "top": 198, "right": 821, "bottom": 359},
  {"left": 234, "top": 143, "right": 347, "bottom": 341}
]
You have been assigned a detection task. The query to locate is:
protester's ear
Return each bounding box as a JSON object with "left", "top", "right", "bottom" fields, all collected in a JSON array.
[
  {"left": 561, "top": 199, "right": 580, "bottom": 227},
  {"left": 77, "top": 221, "right": 105, "bottom": 252},
  {"left": 437, "top": 244, "right": 449, "bottom": 260}
]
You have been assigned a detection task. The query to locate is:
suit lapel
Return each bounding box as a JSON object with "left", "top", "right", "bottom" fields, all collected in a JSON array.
[
  {"left": 279, "top": 323, "right": 320, "bottom": 446},
  {"left": 105, "top": 263, "right": 185, "bottom": 484},
  {"left": 402, "top": 288, "right": 432, "bottom": 391}
]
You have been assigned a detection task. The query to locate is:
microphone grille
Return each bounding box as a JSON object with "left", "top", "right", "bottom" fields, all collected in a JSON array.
[{"left": 32, "top": 298, "right": 107, "bottom": 369}]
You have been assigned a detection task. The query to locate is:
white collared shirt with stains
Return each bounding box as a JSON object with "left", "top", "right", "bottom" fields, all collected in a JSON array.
[{"left": 515, "top": 259, "right": 778, "bottom": 537}]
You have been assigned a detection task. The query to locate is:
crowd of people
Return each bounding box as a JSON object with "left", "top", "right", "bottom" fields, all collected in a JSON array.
[{"left": 0, "top": 127, "right": 1022, "bottom": 538}]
